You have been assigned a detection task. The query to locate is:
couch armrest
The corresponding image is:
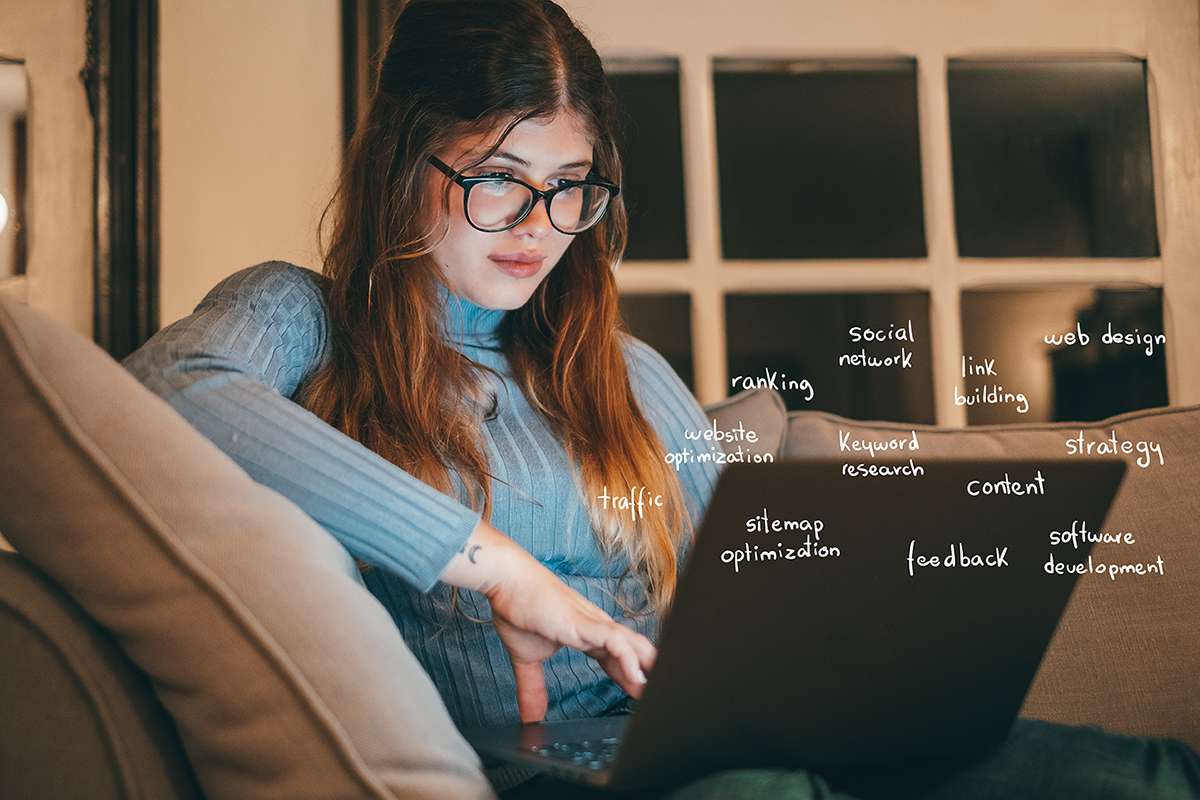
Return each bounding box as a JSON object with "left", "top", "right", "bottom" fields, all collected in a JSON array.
[{"left": 0, "top": 551, "right": 201, "bottom": 799}]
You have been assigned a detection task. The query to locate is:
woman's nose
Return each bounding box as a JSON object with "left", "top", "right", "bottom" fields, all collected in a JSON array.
[{"left": 514, "top": 197, "right": 553, "bottom": 238}]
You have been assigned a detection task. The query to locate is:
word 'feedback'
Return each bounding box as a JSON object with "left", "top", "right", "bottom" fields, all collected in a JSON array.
[{"left": 907, "top": 539, "right": 1009, "bottom": 576}]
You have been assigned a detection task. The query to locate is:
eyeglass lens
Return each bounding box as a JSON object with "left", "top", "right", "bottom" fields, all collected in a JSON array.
[{"left": 467, "top": 179, "right": 611, "bottom": 233}]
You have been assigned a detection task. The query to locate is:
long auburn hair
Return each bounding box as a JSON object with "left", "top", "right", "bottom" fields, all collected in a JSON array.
[{"left": 296, "top": 0, "right": 694, "bottom": 621}]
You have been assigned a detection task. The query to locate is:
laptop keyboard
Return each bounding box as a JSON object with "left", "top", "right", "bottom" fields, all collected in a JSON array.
[{"left": 522, "top": 736, "right": 621, "bottom": 771}]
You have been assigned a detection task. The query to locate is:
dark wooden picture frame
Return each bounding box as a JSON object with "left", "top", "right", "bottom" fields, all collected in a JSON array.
[
  {"left": 342, "top": 0, "right": 404, "bottom": 150},
  {"left": 81, "top": 0, "right": 159, "bottom": 359},
  {"left": 78, "top": 0, "right": 396, "bottom": 357}
]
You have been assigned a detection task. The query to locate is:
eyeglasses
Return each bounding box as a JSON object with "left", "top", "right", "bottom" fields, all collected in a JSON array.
[{"left": 427, "top": 155, "right": 620, "bottom": 235}]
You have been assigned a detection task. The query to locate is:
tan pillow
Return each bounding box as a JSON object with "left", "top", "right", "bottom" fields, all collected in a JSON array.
[
  {"left": 705, "top": 387, "right": 788, "bottom": 459},
  {"left": 786, "top": 406, "right": 1200, "bottom": 752},
  {"left": 0, "top": 296, "right": 496, "bottom": 798}
]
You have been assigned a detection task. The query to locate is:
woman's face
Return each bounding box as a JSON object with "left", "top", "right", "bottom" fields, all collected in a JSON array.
[{"left": 427, "top": 112, "right": 595, "bottom": 310}]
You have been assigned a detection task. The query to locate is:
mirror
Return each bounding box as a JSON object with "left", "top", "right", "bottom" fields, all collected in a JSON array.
[{"left": 0, "top": 58, "right": 28, "bottom": 280}]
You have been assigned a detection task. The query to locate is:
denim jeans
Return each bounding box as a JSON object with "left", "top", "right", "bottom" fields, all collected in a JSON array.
[{"left": 498, "top": 718, "right": 1200, "bottom": 799}]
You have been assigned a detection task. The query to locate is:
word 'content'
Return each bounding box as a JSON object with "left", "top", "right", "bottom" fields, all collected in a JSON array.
[{"left": 966, "top": 469, "right": 1046, "bottom": 496}]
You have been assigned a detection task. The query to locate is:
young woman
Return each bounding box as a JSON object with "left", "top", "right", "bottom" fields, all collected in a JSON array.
[{"left": 124, "top": 1, "right": 1200, "bottom": 797}]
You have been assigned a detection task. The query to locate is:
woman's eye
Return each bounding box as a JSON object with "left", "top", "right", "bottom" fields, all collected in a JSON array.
[{"left": 471, "top": 172, "right": 580, "bottom": 188}]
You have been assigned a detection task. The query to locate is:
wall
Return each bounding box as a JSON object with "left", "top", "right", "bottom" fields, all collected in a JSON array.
[
  {"left": 158, "top": 0, "right": 342, "bottom": 326},
  {"left": 0, "top": 0, "right": 92, "bottom": 337}
]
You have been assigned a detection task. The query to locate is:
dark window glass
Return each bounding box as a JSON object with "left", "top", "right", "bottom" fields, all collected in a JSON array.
[
  {"left": 618, "top": 293, "right": 694, "bottom": 391},
  {"left": 712, "top": 57, "right": 926, "bottom": 259},
  {"left": 605, "top": 57, "right": 688, "bottom": 261},
  {"left": 725, "top": 292, "right": 934, "bottom": 422},
  {"left": 948, "top": 58, "right": 1159, "bottom": 258},
  {"left": 959, "top": 287, "right": 1166, "bottom": 424}
]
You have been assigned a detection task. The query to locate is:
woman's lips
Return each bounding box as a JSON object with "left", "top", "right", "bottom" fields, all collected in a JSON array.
[{"left": 490, "top": 255, "right": 545, "bottom": 278}]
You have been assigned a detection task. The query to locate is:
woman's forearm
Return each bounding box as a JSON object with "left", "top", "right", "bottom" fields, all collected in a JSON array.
[{"left": 437, "top": 518, "right": 530, "bottom": 597}]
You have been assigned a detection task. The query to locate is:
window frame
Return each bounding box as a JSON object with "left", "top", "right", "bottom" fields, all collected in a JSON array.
[{"left": 589, "top": 0, "right": 1200, "bottom": 425}]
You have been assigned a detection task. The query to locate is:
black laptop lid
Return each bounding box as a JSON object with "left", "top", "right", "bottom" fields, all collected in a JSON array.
[{"left": 613, "top": 457, "right": 1126, "bottom": 784}]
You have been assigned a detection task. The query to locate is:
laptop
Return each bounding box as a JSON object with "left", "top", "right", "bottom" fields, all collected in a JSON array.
[{"left": 462, "top": 457, "right": 1127, "bottom": 794}]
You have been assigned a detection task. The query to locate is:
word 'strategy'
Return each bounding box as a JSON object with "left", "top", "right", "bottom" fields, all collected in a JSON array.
[
  {"left": 1044, "top": 322, "right": 1167, "bottom": 357},
  {"left": 1064, "top": 430, "right": 1165, "bottom": 468},
  {"left": 730, "top": 368, "right": 814, "bottom": 402},
  {"left": 840, "top": 320, "right": 915, "bottom": 369}
]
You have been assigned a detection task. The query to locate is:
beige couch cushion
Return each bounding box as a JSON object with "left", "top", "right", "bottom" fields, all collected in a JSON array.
[
  {"left": 786, "top": 405, "right": 1200, "bottom": 752},
  {"left": 706, "top": 387, "right": 788, "bottom": 459},
  {"left": 0, "top": 296, "right": 496, "bottom": 798}
]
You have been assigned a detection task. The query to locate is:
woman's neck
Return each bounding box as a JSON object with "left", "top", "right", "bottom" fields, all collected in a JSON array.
[{"left": 437, "top": 281, "right": 507, "bottom": 346}]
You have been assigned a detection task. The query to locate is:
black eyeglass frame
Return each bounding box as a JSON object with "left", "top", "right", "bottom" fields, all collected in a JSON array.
[{"left": 427, "top": 155, "right": 621, "bottom": 235}]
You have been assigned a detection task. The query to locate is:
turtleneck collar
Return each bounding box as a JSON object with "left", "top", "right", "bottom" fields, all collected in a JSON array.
[{"left": 437, "top": 281, "right": 508, "bottom": 346}]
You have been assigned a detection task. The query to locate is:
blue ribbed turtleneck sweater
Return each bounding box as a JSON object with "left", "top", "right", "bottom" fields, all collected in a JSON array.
[{"left": 121, "top": 261, "right": 723, "bottom": 793}]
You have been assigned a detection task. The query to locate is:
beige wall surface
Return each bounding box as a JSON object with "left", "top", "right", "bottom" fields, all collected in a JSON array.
[
  {"left": 0, "top": 0, "right": 92, "bottom": 337},
  {"left": 159, "top": 0, "right": 341, "bottom": 326}
]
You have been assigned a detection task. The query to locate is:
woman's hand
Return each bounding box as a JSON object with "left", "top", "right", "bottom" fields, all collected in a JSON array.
[
  {"left": 486, "top": 557, "right": 656, "bottom": 723},
  {"left": 438, "top": 518, "right": 657, "bottom": 723}
]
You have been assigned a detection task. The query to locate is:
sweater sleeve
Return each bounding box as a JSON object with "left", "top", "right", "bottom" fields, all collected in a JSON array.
[
  {"left": 121, "top": 260, "right": 482, "bottom": 593},
  {"left": 621, "top": 334, "right": 724, "bottom": 557}
]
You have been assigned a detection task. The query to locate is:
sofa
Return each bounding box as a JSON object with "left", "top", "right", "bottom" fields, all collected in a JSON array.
[{"left": 0, "top": 293, "right": 1196, "bottom": 799}]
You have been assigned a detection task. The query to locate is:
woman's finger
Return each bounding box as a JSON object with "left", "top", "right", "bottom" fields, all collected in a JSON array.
[
  {"left": 594, "top": 630, "right": 646, "bottom": 697},
  {"left": 512, "top": 659, "right": 549, "bottom": 723},
  {"left": 627, "top": 630, "right": 657, "bottom": 673},
  {"left": 619, "top": 640, "right": 648, "bottom": 694}
]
